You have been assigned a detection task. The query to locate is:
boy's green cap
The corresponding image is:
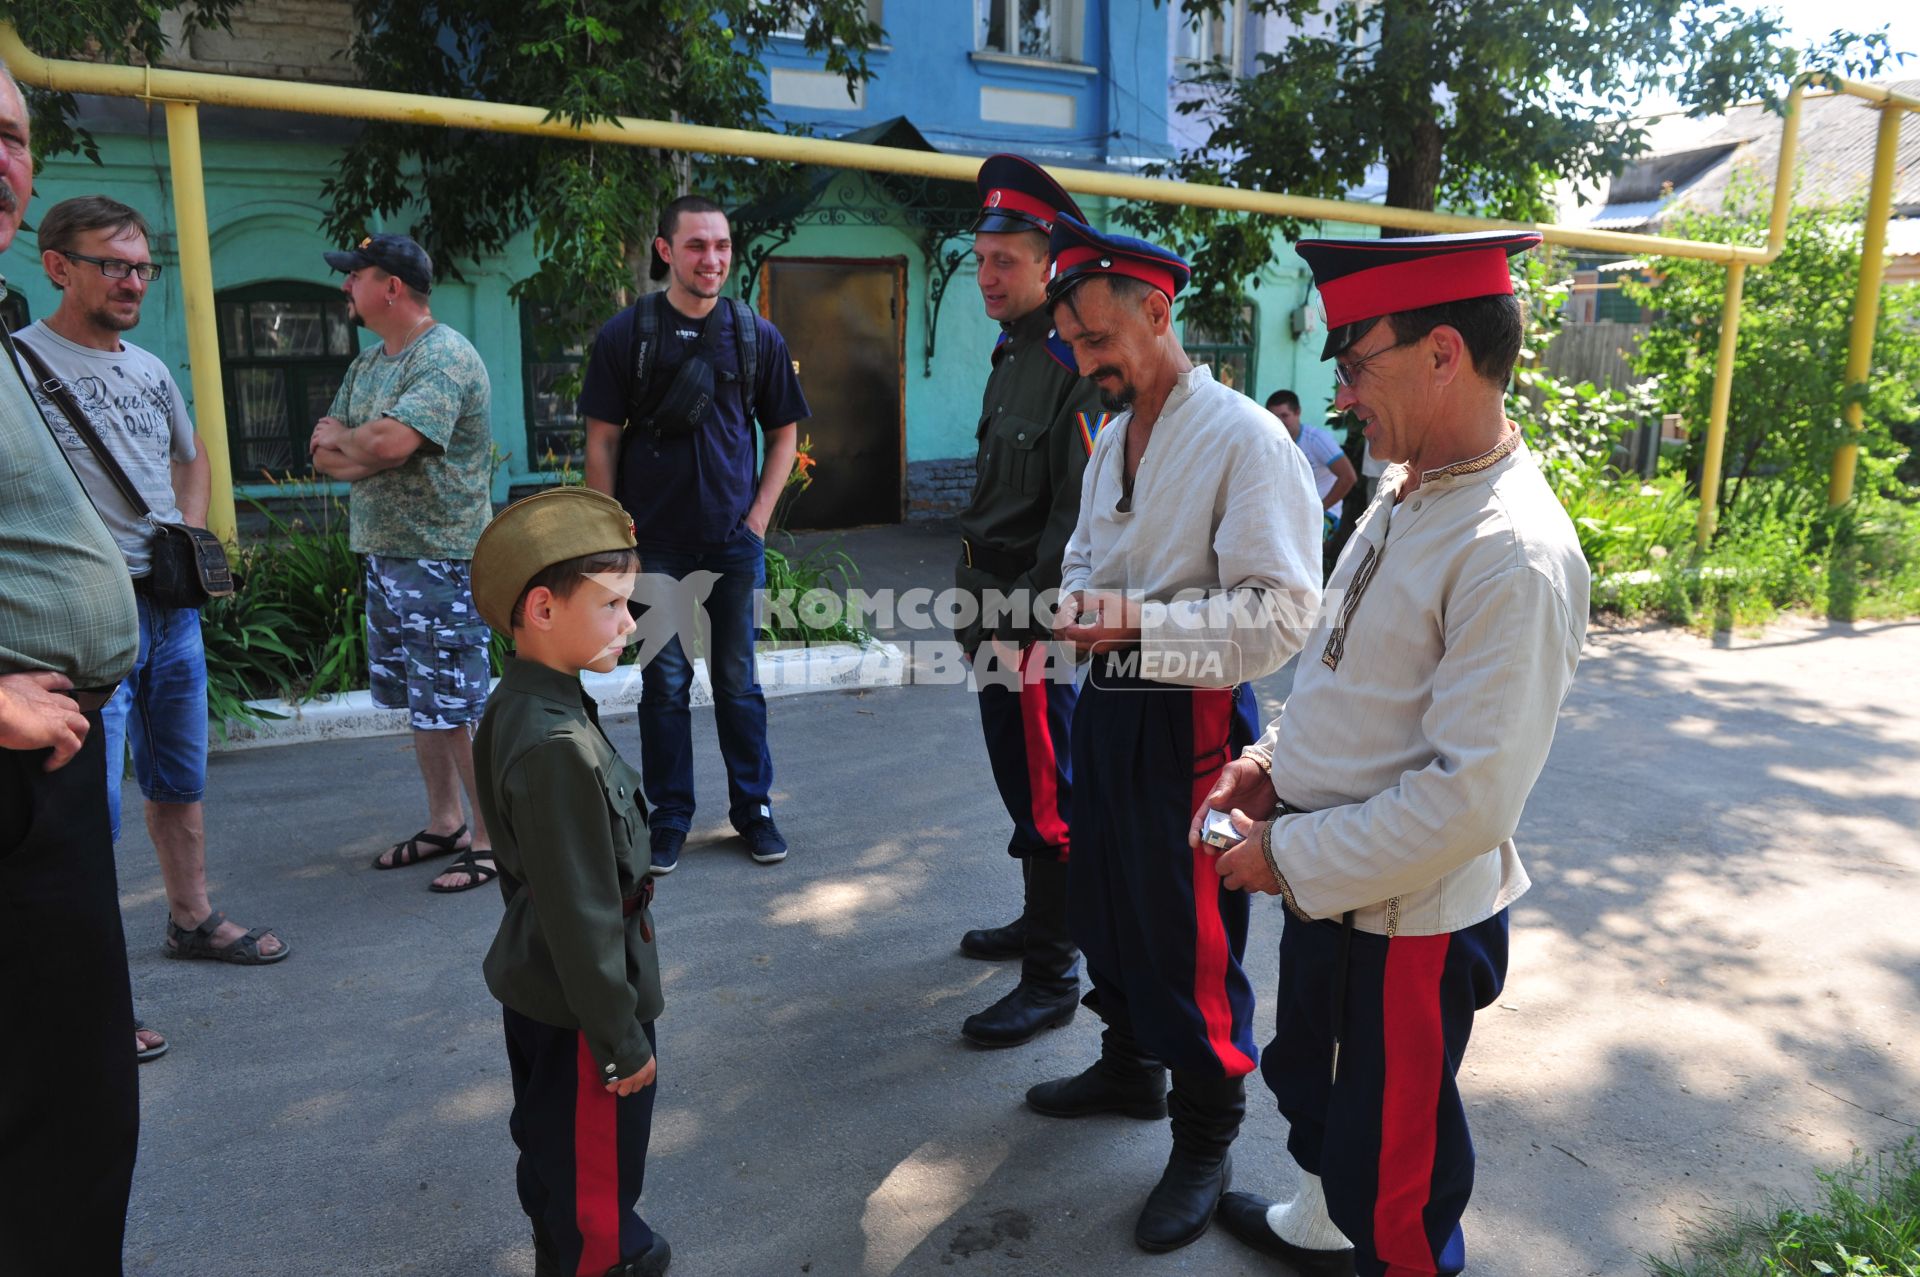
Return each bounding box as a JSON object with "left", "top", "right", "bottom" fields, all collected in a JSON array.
[{"left": 471, "top": 488, "right": 637, "bottom": 634}]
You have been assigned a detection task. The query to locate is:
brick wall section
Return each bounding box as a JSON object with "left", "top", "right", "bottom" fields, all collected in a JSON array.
[
  {"left": 906, "top": 457, "right": 976, "bottom": 522},
  {"left": 159, "top": 2, "right": 359, "bottom": 84}
]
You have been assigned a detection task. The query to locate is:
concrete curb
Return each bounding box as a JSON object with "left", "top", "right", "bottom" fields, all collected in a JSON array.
[{"left": 211, "top": 640, "right": 906, "bottom": 752}]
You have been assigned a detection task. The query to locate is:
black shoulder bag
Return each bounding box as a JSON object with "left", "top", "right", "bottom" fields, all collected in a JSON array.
[
  {"left": 626, "top": 293, "right": 760, "bottom": 437},
  {"left": 8, "top": 331, "right": 234, "bottom": 609}
]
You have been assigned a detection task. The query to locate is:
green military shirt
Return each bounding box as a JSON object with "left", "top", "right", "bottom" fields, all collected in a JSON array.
[
  {"left": 955, "top": 304, "right": 1109, "bottom": 653},
  {"left": 0, "top": 279, "right": 138, "bottom": 687},
  {"left": 329, "top": 323, "right": 493, "bottom": 561},
  {"left": 476, "top": 658, "right": 662, "bottom": 1079}
]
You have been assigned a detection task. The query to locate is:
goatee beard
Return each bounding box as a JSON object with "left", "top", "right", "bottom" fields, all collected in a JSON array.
[{"left": 1098, "top": 385, "right": 1134, "bottom": 413}]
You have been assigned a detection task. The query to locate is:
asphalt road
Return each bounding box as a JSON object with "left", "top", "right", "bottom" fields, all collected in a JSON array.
[{"left": 111, "top": 527, "right": 1920, "bottom": 1275}]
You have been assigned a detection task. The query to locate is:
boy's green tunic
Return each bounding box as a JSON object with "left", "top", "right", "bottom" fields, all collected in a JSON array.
[{"left": 477, "top": 658, "right": 663, "bottom": 1078}]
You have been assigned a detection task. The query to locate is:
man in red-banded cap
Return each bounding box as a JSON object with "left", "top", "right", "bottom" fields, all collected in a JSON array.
[
  {"left": 952, "top": 156, "right": 1112, "bottom": 1050},
  {"left": 1030, "top": 214, "right": 1322, "bottom": 1255},
  {"left": 1192, "top": 231, "right": 1591, "bottom": 1277}
]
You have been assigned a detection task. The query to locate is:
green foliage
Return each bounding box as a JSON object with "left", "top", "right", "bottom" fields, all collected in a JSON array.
[
  {"left": 318, "top": 0, "right": 883, "bottom": 334},
  {"left": 1128, "top": 0, "right": 1901, "bottom": 336},
  {"left": 1625, "top": 188, "right": 1920, "bottom": 516},
  {"left": 761, "top": 537, "right": 869, "bottom": 647},
  {"left": 1511, "top": 246, "right": 1920, "bottom": 629},
  {"left": 2, "top": 0, "right": 241, "bottom": 165},
  {"left": 1647, "top": 1141, "right": 1920, "bottom": 1276}
]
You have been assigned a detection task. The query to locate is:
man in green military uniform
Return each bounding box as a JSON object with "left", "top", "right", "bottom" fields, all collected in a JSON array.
[
  {"left": 954, "top": 155, "right": 1112, "bottom": 1049},
  {"left": 469, "top": 488, "right": 670, "bottom": 1277}
]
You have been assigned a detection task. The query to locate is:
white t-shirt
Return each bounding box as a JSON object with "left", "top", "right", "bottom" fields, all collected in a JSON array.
[
  {"left": 14, "top": 322, "right": 197, "bottom": 577},
  {"left": 1292, "top": 421, "right": 1345, "bottom": 507}
]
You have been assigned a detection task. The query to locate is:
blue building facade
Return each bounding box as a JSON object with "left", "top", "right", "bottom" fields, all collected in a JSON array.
[{"left": 9, "top": 0, "right": 1354, "bottom": 528}]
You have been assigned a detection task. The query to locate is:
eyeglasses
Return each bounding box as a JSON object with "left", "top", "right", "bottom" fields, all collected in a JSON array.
[
  {"left": 1331, "top": 335, "right": 1417, "bottom": 387},
  {"left": 60, "top": 251, "right": 163, "bottom": 282}
]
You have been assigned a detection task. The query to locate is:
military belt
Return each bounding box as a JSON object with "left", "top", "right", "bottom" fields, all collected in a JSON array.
[{"left": 960, "top": 538, "right": 1029, "bottom": 579}]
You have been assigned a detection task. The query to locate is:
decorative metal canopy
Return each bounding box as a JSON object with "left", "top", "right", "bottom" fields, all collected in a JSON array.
[{"left": 731, "top": 117, "right": 979, "bottom": 376}]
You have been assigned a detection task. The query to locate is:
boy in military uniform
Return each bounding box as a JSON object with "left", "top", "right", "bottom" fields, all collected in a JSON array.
[{"left": 469, "top": 489, "right": 670, "bottom": 1277}]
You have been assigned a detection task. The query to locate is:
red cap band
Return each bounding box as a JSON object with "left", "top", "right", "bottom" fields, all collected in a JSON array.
[
  {"left": 982, "top": 187, "right": 1059, "bottom": 225},
  {"left": 1054, "top": 245, "right": 1180, "bottom": 301},
  {"left": 1317, "top": 248, "right": 1517, "bottom": 330}
]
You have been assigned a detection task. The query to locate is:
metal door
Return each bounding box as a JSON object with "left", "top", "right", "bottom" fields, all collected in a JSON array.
[{"left": 762, "top": 258, "right": 905, "bottom": 528}]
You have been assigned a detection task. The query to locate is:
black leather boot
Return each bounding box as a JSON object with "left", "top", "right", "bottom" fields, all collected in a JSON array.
[
  {"left": 959, "top": 858, "right": 1027, "bottom": 960},
  {"left": 1134, "top": 1072, "right": 1245, "bottom": 1253},
  {"left": 603, "top": 1231, "right": 672, "bottom": 1276},
  {"left": 1026, "top": 1004, "right": 1168, "bottom": 1119},
  {"left": 533, "top": 1231, "right": 561, "bottom": 1277},
  {"left": 962, "top": 857, "right": 1079, "bottom": 1046}
]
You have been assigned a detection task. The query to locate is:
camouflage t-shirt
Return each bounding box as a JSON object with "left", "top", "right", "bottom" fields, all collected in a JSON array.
[{"left": 330, "top": 323, "right": 493, "bottom": 560}]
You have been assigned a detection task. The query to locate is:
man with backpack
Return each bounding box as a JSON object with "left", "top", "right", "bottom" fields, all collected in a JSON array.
[{"left": 581, "top": 196, "right": 810, "bottom": 875}]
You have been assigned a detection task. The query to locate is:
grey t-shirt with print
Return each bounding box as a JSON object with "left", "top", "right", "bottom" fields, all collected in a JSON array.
[
  {"left": 14, "top": 321, "right": 198, "bottom": 578},
  {"left": 329, "top": 323, "right": 493, "bottom": 560}
]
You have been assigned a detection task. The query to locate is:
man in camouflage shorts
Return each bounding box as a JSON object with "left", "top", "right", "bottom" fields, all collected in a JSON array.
[{"left": 311, "top": 233, "right": 499, "bottom": 893}]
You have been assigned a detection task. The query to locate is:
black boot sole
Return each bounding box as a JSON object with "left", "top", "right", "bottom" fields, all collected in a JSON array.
[
  {"left": 1025, "top": 1089, "right": 1169, "bottom": 1120},
  {"left": 960, "top": 1001, "right": 1076, "bottom": 1048}
]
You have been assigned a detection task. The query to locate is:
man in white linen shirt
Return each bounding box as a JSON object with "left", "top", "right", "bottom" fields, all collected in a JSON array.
[
  {"left": 1022, "top": 215, "right": 1322, "bottom": 1256},
  {"left": 1195, "top": 230, "right": 1590, "bottom": 1277}
]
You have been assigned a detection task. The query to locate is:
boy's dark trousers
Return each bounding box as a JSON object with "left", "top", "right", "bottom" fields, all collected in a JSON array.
[
  {"left": 504, "top": 1008, "right": 658, "bottom": 1276},
  {"left": 0, "top": 710, "right": 139, "bottom": 1277}
]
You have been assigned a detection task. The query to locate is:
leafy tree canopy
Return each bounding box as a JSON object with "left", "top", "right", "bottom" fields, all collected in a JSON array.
[
  {"left": 2, "top": 0, "right": 241, "bottom": 164},
  {"left": 1625, "top": 177, "right": 1920, "bottom": 514},
  {"left": 1146, "top": 0, "right": 1904, "bottom": 335},
  {"left": 323, "top": 0, "right": 883, "bottom": 320}
]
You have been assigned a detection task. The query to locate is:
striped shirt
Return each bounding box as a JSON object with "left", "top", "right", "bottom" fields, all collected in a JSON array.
[{"left": 0, "top": 279, "right": 138, "bottom": 688}]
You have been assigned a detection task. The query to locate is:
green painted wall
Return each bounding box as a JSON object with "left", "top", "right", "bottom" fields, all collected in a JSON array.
[{"left": 12, "top": 124, "right": 1363, "bottom": 515}]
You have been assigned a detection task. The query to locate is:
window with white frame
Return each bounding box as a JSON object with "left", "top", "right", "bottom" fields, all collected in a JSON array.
[
  {"left": 1174, "top": 0, "right": 1241, "bottom": 72},
  {"left": 778, "top": 0, "right": 884, "bottom": 38},
  {"left": 978, "top": 0, "right": 1078, "bottom": 61}
]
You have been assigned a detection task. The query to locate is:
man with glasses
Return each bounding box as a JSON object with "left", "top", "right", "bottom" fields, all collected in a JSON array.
[
  {"left": 18, "top": 199, "right": 289, "bottom": 995},
  {"left": 1195, "top": 231, "right": 1590, "bottom": 1277}
]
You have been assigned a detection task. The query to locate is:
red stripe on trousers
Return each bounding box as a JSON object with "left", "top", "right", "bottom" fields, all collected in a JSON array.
[
  {"left": 1375, "top": 934, "right": 1451, "bottom": 1275},
  {"left": 574, "top": 1035, "right": 621, "bottom": 1276},
  {"left": 1187, "top": 689, "right": 1255, "bottom": 1077},
  {"left": 1017, "top": 645, "right": 1070, "bottom": 855}
]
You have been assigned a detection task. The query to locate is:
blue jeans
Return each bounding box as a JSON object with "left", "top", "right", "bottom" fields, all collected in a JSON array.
[
  {"left": 101, "top": 595, "right": 209, "bottom": 842},
  {"left": 634, "top": 532, "right": 772, "bottom": 834}
]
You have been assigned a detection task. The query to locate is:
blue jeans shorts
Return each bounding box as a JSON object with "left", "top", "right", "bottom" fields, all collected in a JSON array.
[
  {"left": 363, "top": 555, "right": 491, "bottom": 731},
  {"left": 101, "top": 594, "right": 209, "bottom": 842}
]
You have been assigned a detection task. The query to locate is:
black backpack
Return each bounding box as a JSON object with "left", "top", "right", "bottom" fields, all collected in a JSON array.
[{"left": 626, "top": 290, "right": 759, "bottom": 436}]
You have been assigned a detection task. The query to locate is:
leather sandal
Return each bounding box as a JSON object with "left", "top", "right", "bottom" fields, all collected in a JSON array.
[
  {"left": 428, "top": 848, "right": 499, "bottom": 894},
  {"left": 374, "top": 824, "right": 468, "bottom": 870},
  {"left": 164, "top": 910, "right": 291, "bottom": 965},
  {"left": 135, "top": 1017, "right": 169, "bottom": 1064}
]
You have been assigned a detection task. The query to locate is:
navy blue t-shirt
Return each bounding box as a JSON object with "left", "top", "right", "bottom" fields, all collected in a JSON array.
[{"left": 578, "top": 296, "right": 809, "bottom": 551}]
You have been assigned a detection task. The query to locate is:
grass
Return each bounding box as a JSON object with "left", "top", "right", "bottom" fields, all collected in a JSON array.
[{"left": 1648, "top": 1143, "right": 1920, "bottom": 1276}]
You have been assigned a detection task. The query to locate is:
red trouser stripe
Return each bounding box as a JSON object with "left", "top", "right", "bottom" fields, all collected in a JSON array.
[
  {"left": 573, "top": 1035, "right": 621, "bottom": 1276},
  {"left": 1187, "top": 688, "right": 1255, "bottom": 1077},
  {"left": 1017, "top": 646, "right": 1070, "bottom": 854},
  {"left": 1375, "top": 934, "right": 1451, "bottom": 1275}
]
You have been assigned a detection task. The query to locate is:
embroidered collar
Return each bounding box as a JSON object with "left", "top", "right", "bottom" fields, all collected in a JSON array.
[{"left": 1419, "top": 421, "right": 1521, "bottom": 485}]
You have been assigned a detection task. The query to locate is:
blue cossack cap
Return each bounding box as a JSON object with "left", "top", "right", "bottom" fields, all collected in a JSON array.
[{"left": 1044, "top": 214, "right": 1191, "bottom": 305}]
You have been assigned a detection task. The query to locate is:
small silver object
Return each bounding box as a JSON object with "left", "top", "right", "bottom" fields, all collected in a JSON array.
[{"left": 1201, "top": 808, "right": 1243, "bottom": 850}]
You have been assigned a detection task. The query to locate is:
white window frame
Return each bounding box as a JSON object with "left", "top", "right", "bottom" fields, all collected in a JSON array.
[
  {"left": 778, "top": 0, "right": 884, "bottom": 40},
  {"left": 977, "top": 0, "right": 1080, "bottom": 63},
  {"left": 1174, "top": 0, "right": 1242, "bottom": 74}
]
